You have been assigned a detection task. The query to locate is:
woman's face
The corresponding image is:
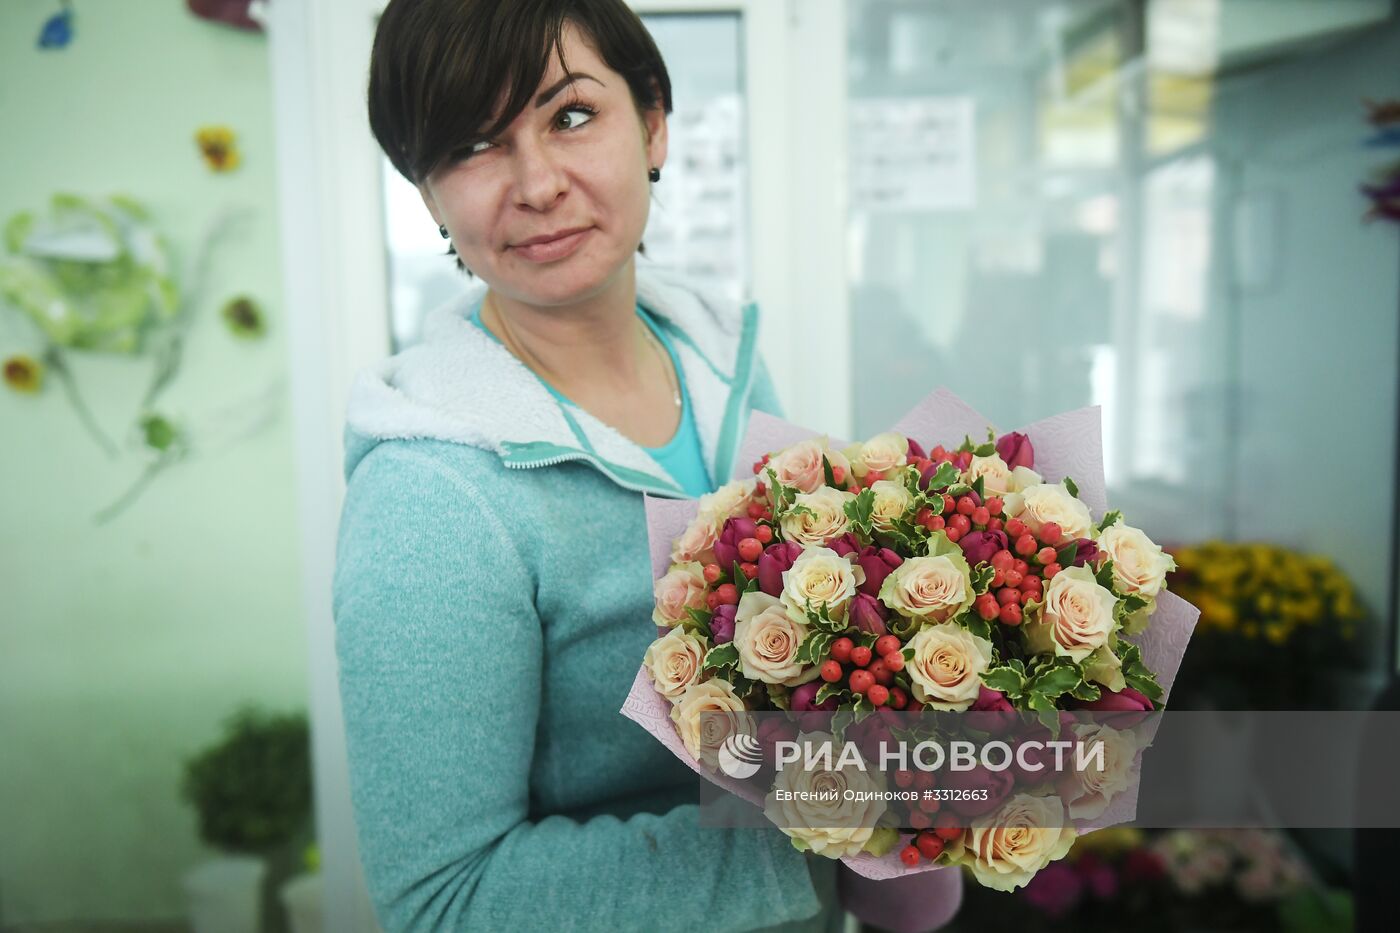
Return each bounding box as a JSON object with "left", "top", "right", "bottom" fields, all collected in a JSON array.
[{"left": 418, "top": 23, "right": 667, "bottom": 309}]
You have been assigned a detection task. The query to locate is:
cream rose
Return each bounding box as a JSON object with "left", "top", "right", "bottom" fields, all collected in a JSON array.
[
  {"left": 1056, "top": 724, "right": 1138, "bottom": 820},
  {"left": 696, "top": 478, "right": 758, "bottom": 532},
  {"left": 651, "top": 562, "right": 708, "bottom": 628},
  {"left": 846, "top": 431, "right": 908, "bottom": 479},
  {"left": 878, "top": 553, "right": 974, "bottom": 623},
  {"left": 962, "top": 794, "right": 1077, "bottom": 892},
  {"left": 1097, "top": 523, "right": 1174, "bottom": 597},
  {"left": 781, "top": 546, "right": 864, "bottom": 623},
  {"left": 868, "top": 480, "right": 913, "bottom": 533},
  {"left": 670, "top": 679, "right": 754, "bottom": 772},
  {"left": 669, "top": 515, "right": 719, "bottom": 566},
  {"left": 1014, "top": 482, "right": 1094, "bottom": 541},
  {"left": 766, "top": 438, "right": 851, "bottom": 494},
  {"left": 780, "top": 486, "right": 854, "bottom": 546},
  {"left": 998, "top": 466, "right": 1046, "bottom": 514},
  {"left": 905, "top": 621, "right": 994, "bottom": 710},
  {"left": 643, "top": 628, "right": 710, "bottom": 702},
  {"left": 967, "top": 454, "right": 1015, "bottom": 498},
  {"left": 764, "top": 732, "right": 886, "bottom": 858},
  {"left": 733, "top": 592, "right": 819, "bottom": 686},
  {"left": 1027, "top": 565, "right": 1117, "bottom": 661}
]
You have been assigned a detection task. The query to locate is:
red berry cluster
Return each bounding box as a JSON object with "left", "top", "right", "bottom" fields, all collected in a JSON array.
[
  {"left": 913, "top": 489, "right": 1004, "bottom": 546},
  {"left": 818, "top": 634, "right": 914, "bottom": 709},
  {"left": 972, "top": 519, "right": 1067, "bottom": 627},
  {"left": 898, "top": 816, "right": 964, "bottom": 867}
]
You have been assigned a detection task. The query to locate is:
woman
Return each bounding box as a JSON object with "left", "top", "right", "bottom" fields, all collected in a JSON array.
[{"left": 332, "top": 1, "right": 846, "bottom": 929}]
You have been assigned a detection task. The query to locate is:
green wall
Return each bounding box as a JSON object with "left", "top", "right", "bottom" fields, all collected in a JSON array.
[{"left": 0, "top": 1, "right": 307, "bottom": 923}]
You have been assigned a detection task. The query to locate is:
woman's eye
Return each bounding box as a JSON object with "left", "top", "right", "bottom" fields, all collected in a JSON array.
[
  {"left": 555, "top": 106, "right": 595, "bottom": 131},
  {"left": 469, "top": 140, "right": 495, "bottom": 155}
]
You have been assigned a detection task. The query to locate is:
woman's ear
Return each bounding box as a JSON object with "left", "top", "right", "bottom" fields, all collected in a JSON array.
[{"left": 642, "top": 104, "right": 668, "bottom": 174}]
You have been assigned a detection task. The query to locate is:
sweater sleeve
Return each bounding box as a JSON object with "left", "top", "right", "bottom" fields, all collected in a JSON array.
[{"left": 332, "top": 443, "right": 823, "bottom": 932}]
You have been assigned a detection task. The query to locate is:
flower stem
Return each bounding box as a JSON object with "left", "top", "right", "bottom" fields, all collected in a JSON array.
[{"left": 44, "top": 347, "right": 118, "bottom": 457}]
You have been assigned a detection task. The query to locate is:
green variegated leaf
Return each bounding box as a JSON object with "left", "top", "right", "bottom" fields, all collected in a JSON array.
[
  {"left": 766, "top": 683, "right": 792, "bottom": 710},
  {"left": 815, "top": 681, "right": 847, "bottom": 704},
  {"left": 1097, "top": 510, "right": 1123, "bottom": 532},
  {"left": 923, "top": 462, "right": 960, "bottom": 493},
  {"left": 843, "top": 487, "right": 876, "bottom": 537},
  {"left": 971, "top": 475, "right": 986, "bottom": 499},
  {"left": 982, "top": 666, "right": 1027, "bottom": 698},
  {"left": 1056, "top": 543, "right": 1079, "bottom": 568},
  {"left": 1064, "top": 476, "right": 1079, "bottom": 498},
  {"left": 961, "top": 613, "right": 992, "bottom": 642},
  {"left": 1026, "top": 691, "right": 1061, "bottom": 735},
  {"left": 703, "top": 643, "right": 740, "bottom": 671},
  {"left": 1029, "top": 662, "right": 1081, "bottom": 698},
  {"left": 1069, "top": 680, "right": 1102, "bottom": 702},
  {"left": 1094, "top": 559, "right": 1117, "bottom": 591},
  {"left": 972, "top": 441, "right": 996, "bottom": 457},
  {"left": 795, "top": 631, "right": 835, "bottom": 665},
  {"left": 972, "top": 564, "right": 996, "bottom": 596},
  {"left": 822, "top": 455, "right": 836, "bottom": 488}
]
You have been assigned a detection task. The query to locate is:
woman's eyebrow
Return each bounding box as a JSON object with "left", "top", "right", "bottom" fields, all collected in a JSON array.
[{"left": 535, "top": 72, "right": 603, "bottom": 107}]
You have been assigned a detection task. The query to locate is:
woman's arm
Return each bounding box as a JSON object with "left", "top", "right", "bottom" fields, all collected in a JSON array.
[{"left": 333, "top": 442, "right": 822, "bottom": 932}]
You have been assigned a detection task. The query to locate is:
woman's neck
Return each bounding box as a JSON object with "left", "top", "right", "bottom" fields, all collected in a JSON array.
[{"left": 481, "top": 261, "right": 650, "bottom": 398}]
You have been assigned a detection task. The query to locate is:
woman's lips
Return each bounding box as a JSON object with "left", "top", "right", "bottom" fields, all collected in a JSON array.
[{"left": 510, "top": 227, "right": 592, "bottom": 263}]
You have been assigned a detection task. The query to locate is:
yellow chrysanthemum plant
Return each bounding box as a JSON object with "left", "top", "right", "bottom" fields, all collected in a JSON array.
[{"left": 1166, "top": 541, "right": 1366, "bottom": 707}]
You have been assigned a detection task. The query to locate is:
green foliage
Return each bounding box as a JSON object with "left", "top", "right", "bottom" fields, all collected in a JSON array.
[
  {"left": 982, "top": 662, "right": 1027, "bottom": 699},
  {"left": 803, "top": 602, "right": 847, "bottom": 634},
  {"left": 1120, "top": 642, "right": 1165, "bottom": 702},
  {"left": 843, "top": 487, "right": 876, "bottom": 538},
  {"left": 682, "top": 607, "right": 713, "bottom": 639},
  {"left": 181, "top": 706, "right": 311, "bottom": 853},
  {"left": 922, "top": 462, "right": 960, "bottom": 492},
  {"left": 795, "top": 630, "right": 836, "bottom": 665},
  {"left": 704, "top": 642, "right": 740, "bottom": 672},
  {"left": 862, "top": 826, "right": 901, "bottom": 857}
]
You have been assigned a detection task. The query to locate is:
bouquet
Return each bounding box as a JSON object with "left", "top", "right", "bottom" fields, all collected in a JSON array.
[{"left": 621, "top": 389, "right": 1199, "bottom": 898}]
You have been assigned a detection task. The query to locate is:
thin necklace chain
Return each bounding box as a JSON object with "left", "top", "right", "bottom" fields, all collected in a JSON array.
[{"left": 484, "top": 292, "right": 680, "bottom": 409}]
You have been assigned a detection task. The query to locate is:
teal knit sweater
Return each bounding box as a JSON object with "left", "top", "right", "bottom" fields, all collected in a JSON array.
[{"left": 332, "top": 263, "right": 844, "bottom": 932}]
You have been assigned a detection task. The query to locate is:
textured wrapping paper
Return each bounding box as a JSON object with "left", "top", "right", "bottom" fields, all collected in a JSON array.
[{"left": 621, "top": 388, "right": 1199, "bottom": 930}]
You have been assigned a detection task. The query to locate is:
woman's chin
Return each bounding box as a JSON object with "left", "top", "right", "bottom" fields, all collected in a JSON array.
[{"left": 499, "top": 254, "right": 633, "bottom": 308}]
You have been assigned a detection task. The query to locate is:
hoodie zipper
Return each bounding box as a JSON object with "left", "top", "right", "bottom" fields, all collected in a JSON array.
[{"left": 500, "top": 443, "right": 691, "bottom": 497}]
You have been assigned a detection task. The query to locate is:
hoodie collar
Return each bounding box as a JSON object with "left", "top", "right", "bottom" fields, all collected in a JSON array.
[{"left": 345, "top": 258, "right": 760, "bottom": 498}]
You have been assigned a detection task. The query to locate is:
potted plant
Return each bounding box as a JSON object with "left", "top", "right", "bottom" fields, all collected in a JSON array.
[{"left": 180, "top": 705, "right": 312, "bottom": 933}]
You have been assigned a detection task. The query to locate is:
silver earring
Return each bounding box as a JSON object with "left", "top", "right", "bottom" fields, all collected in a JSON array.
[
  {"left": 648, "top": 167, "right": 660, "bottom": 183},
  {"left": 439, "top": 225, "right": 449, "bottom": 239}
]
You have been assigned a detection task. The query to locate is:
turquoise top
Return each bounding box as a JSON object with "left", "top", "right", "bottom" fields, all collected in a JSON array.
[
  {"left": 469, "top": 297, "right": 713, "bottom": 497},
  {"left": 334, "top": 282, "right": 851, "bottom": 930}
]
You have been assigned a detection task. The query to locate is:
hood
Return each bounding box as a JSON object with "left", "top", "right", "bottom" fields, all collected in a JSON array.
[{"left": 344, "top": 257, "right": 761, "bottom": 498}]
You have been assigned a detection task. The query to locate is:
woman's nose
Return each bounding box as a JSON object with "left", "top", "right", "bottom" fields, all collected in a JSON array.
[{"left": 511, "top": 138, "right": 568, "bottom": 212}]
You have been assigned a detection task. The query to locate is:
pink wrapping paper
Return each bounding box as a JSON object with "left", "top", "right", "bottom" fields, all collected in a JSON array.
[{"left": 622, "top": 387, "right": 1199, "bottom": 908}]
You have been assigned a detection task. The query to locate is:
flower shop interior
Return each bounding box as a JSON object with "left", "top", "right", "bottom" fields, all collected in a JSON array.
[{"left": 2, "top": 1, "right": 1399, "bottom": 932}]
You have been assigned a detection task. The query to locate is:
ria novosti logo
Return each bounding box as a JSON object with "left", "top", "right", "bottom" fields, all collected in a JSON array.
[{"left": 718, "top": 733, "right": 764, "bottom": 779}]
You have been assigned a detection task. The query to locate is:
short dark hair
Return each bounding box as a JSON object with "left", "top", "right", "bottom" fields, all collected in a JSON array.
[{"left": 369, "top": 0, "right": 673, "bottom": 185}]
